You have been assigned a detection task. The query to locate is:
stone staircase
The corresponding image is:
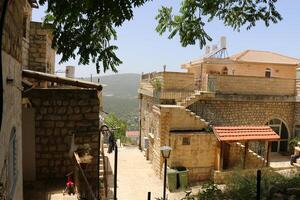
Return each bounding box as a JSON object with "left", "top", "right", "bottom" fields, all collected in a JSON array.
[
  {"left": 234, "top": 142, "right": 266, "bottom": 167},
  {"left": 177, "top": 90, "right": 215, "bottom": 107},
  {"left": 184, "top": 107, "right": 209, "bottom": 126},
  {"left": 99, "top": 151, "right": 107, "bottom": 198}
]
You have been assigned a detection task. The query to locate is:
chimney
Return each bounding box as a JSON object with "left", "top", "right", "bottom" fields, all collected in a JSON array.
[
  {"left": 220, "top": 36, "right": 226, "bottom": 49},
  {"left": 65, "top": 66, "right": 75, "bottom": 79}
]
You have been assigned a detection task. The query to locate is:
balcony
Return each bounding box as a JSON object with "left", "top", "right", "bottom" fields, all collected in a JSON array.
[
  {"left": 205, "top": 74, "right": 296, "bottom": 96},
  {"left": 139, "top": 72, "right": 195, "bottom": 100}
]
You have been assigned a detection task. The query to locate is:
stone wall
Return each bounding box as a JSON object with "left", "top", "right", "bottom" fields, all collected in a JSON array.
[
  {"left": 189, "top": 100, "right": 295, "bottom": 135},
  {"left": 140, "top": 95, "right": 156, "bottom": 149},
  {"left": 28, "top": 22, "right": 55, "bottom": 73},
  {"left": 169, "top": 133, "right": 217, "bottom": 182},
  {"left": 25, "top": 89, "right": 100, "bottom": 194},
  {"left": 227, "top": 142, "right": 265, "bottom": 169},
  {"left": 0, "top": 0, "right": 31, "bottom": 199},
  {"left": 187, "top": 61, "right": 296, "bottom": 80},
  {"left": 208, "top": 74, "right": 295, "bottom": 96},
  {"left": 149, "top": 105, "right": 209, "bottom": 180},
  {"left": 294, "top": 103, "right": 300, "bottom": 130},
  {"left": 22, "top": 3, "right": 32, "bottom": 69}
]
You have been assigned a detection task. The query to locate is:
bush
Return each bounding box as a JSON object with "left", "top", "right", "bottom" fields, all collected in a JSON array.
[
  {"left": 288, "top": 136, "right": 300, "bottom": 154},
  {"left": 223, "top": 169, "right": 299, "bottom": 200},
  {"left": 197, "top": 182, "right": 224, "bottom": 200}
]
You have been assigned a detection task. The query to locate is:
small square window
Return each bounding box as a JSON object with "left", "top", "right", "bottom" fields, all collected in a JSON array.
[{"left": 182, "top": 137, "right": 190, "bottom": 145}]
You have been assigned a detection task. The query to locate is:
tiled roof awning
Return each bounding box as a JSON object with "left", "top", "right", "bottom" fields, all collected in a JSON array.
[{"left": 213, "top": 126, "right": 280, "bottom": 142}]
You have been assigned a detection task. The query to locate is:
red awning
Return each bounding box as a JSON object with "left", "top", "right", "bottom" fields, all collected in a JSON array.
[{"left": 213, "top": 126, "right": 280, "bottom": 142}]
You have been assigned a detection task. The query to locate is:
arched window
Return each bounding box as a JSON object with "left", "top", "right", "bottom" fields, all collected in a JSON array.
[
  {"left": 265, "top": 68, "right": 272, "bottom": 78},
  {"left": 266, "top": 119, "right": 289, "bottom": 152},
  {"left": 222, "top": 67, "right": 228, "bottom": 75}
]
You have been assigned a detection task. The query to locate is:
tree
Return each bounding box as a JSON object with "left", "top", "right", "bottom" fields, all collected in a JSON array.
[
  {"left": 104, "top": 113, "right": 127, "bottom": 141},
  {"left": 39, "top": 0, "right": 149, "bottom": 73},
  {"left": 39, "top": 0, "right": 282, "bottom": 73},
  {"left": 156, "top": 0, "right": 282, "bottom": 48}
]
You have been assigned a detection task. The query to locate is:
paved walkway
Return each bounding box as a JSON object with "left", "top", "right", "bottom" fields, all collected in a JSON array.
[{"left": 106, "top": 146, "right": 201, "bottom": 200}]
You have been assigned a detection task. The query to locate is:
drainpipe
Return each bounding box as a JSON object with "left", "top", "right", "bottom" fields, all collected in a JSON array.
[{"left": 0, "top": 0, "right": 10, "bottom": 131}]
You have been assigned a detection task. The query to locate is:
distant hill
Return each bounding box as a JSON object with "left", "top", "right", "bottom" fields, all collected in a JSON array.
[{"left": 80, "top": 73, "right": 140, "bottom": 131}]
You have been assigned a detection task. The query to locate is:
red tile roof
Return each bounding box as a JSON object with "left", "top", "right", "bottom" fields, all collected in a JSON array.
[
  {"left": 213, "top": 126, "right": 280, "bottom": 142},
  {"left": 126, "top": 131, "right": 139, "bottom": 137}
]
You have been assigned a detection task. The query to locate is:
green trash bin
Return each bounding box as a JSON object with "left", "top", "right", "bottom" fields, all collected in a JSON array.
[
  {"left": 167, "top": 168, "right": 177, "bottom": 192},
  {"left": 176, "top": 166, "right": 188, "bottom": 189}
]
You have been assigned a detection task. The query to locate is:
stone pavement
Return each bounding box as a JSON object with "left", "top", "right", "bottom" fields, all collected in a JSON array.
[
  {"left": 106, "top": 146, "right": 201, "bottom": 200},
  {"left": 24, "top": 179, "right": 79, "bottom": 200}
]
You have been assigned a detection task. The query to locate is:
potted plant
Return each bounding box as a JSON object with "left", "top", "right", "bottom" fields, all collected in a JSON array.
[{"left": 288, "top": 136, "right": 300, "bottom": 154}]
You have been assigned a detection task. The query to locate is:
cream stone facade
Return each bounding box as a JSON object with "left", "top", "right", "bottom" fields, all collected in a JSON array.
[
  {"left": 0, "top": 0, "right": 35, "bottom": 199},
  {"left": 139, "top": 49, "right": 300, "bottom": 184}
]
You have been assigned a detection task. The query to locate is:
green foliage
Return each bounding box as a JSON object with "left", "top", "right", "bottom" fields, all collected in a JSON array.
[
  {"left": 103, "top": 96, "right": 139, "bottom": 131},
  {"left": 39, "top": 0, "right": 282, "bottom": 73},
  {"left": 150, "top": 77, "right": 162, "bottom": 91},
  {"left": 39, "top": 0, "right": 150, "bottom": 73},
  {"left": 82, "top": 74, "right": 140, "bottom": 131},
  {"left": 197, "top": 182, "right": 224, "bottom": 200},
  {"left": 204, "top": 125, "right": 213, "bottom": 133},
  {"left": 104, "top": 113, "right": 127, "bottom": 141},
  {"left": 224, "top": 169, "right": 287, "bottom": 200},
  {"left": 288, "top": 136, "right": 300, "bottom": 153},
  {"left": 156, "top": 0, "right": 282, "bottom": 48}
]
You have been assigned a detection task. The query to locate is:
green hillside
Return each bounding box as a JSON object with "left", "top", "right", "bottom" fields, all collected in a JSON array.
[{"left": 80, "top": 73, "right": 140, "bottom": 130}]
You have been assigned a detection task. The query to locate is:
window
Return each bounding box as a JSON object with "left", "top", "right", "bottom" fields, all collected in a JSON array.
[
  {"left": 265, "top": 68, "right": 272, "bottom": 78},
  {"left": 182, "top": 137, "right": 190, "bottom": 145},
  {"left": 8, "top": 127, "right": 18, "bottom": 198},
  {"left": 294, "top": 125, "right": 300, "bottom": 137},
  {"left": 222, "top": 67, "right": 228, "bottom": 75},
  {"left": 266, "top": 119, "right": 289, "bottom": 152}
]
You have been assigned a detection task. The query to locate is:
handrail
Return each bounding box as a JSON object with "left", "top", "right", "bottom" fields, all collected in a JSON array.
[
  {"left": 74, "top": 152, "right": 97, "bottom": 200},
  {"left": 101, "top": 144, "right": 108, "bottom": 197}
]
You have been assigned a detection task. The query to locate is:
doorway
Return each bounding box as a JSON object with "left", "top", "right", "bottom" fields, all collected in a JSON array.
[{"left": 266, "top": 119, "right": 289, "bottom": 153}]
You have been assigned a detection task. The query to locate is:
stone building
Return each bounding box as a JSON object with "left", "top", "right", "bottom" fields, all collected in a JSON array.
[
  {"left": 1, "top": 1, "right": 104, "bottom": 199},
  {"left": 0, "top": 0, "right": 37, "bottom": 199},
  {"left": 139, "top": 48, "right": 300, "bottom": 183}
]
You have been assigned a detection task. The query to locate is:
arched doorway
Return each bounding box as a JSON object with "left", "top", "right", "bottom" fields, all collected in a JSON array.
[{"left": 266, "top": 119, "right": 289, "bottom": 152}]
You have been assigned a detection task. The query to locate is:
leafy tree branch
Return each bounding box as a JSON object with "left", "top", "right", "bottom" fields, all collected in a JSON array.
[{"left": 156, "top": 0, "right": 282, "bottom": 48}]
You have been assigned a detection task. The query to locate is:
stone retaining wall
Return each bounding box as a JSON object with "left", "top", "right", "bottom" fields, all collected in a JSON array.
[
  {"left": 26, "top": 89, "right": 100, "bottom": 195},
  {"left": 189, "top": 100, "right": 295, "bottom": 135}
]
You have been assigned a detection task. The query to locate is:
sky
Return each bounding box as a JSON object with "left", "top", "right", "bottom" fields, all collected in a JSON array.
[{"left": 32, "top": 1, "right": 300, "bottom": 77}]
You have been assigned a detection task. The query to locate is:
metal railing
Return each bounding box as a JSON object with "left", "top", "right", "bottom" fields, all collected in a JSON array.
[{"left": 74, "top": 152, "right": 98, "bottom": 200}]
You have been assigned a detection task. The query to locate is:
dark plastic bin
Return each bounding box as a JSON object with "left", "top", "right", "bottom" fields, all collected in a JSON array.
[
  {"left": 167, "top": 168, "right": 178, "bottom": 192},
  {"left": 175, "top": 166, "right": 188, "bottom": 189}
]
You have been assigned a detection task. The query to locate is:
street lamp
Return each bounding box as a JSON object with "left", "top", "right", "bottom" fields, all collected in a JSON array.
[{"left": 160, "top": 146, "right": 172, "bottom": 200}]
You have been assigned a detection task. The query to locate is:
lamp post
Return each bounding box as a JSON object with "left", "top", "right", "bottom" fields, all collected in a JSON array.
[
  {"left": 100, "top": 125, "right": 119, "bottom": 200},
  {"left": 160, "top": 146, "right": 172, "bottom": 200}
]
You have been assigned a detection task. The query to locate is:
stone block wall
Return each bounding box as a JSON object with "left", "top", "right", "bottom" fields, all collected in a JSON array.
[
  {"left": 28, "top": 22, "right": 55, "bottom": 73},
  {"left": 189, "top": 100, "right": 295, "bottom": 135},
  {"left": 21, "top": 3, "right": 32, "bottom": 69},
  {"left": 140, "top": 95, "right": 156, "bottom": 149},
  {"left": 25, "top": 89, "right": 100, "bottom": 193},
  {"left": 294, "top": 103, "right": 300, "bottom": 131},
  {"left": 188, "top": 62, "right": 296, "bottom": 81},
  {"left": 0, "top": 0, "right": 31, "bottom": 199},
  {"left": 227, "top": 142, "right": 265, "bottom": 169},
  {"left": 169, "top": 133, "right": 217, "bottom": 182},
  {"left": 209, "top": 74, "right": 295, "bottom": 96},
  {"left": 149, "top": 105, "right": 209, "bottom": 180}
]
